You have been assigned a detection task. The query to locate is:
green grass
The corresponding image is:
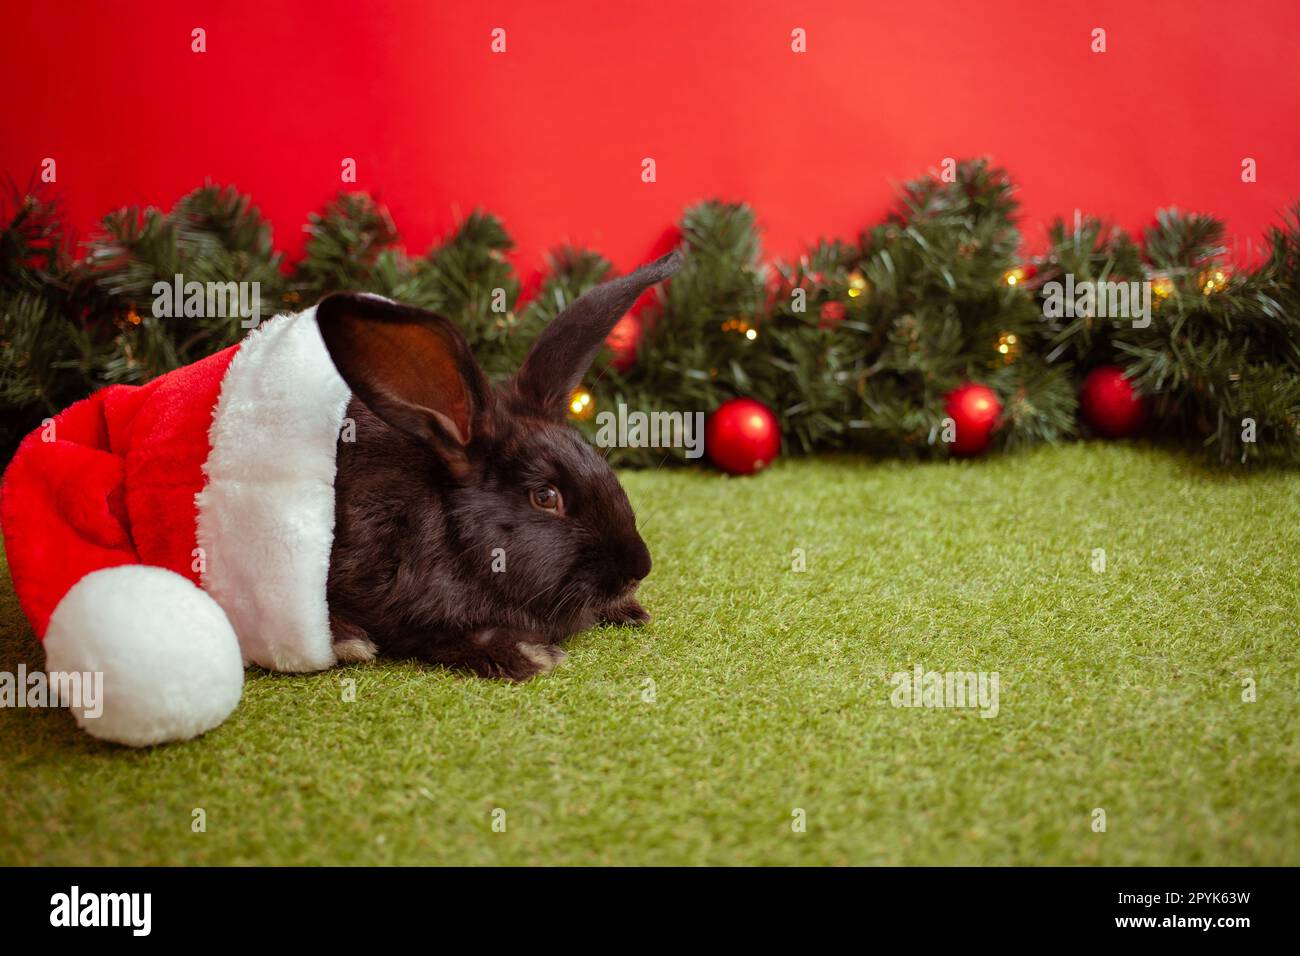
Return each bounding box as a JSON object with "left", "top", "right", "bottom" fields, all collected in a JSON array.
[{"left": 1, "top": 442, "right": 1297, "bottom": 865}]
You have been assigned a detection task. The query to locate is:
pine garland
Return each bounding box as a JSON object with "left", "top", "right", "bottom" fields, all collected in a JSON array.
[{"left": 3, "top": 160, "right": 1298, "bottom": 466}]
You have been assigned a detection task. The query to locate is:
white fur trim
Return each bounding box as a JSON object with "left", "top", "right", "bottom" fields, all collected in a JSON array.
[
  {"left": 195, "top": 308, "right": 351, "bottom": 672},
  {"left": 44, "top": 566, "right": 244, "bottom": 747}
]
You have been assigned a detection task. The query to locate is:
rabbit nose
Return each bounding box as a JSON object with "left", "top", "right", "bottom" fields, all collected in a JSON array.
[{"left": 626, "top": 538, "right": 652, "bottom": 582}]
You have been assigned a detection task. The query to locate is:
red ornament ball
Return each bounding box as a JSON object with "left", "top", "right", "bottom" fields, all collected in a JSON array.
[
  {"left": 706, "top": 398, "right": 781, "bottom": 475},
  {"left": 818, "top": 300, "right": 847, "bottom": 328},
  {"left": 605, "top": 312, "right": 643, "bottom": 373},
  {"left": 1080, "top": 365, "right": 1148, "bottom": 437},
  {"left": 944, "top": 382, "right": 1003, "bottom": 457}
]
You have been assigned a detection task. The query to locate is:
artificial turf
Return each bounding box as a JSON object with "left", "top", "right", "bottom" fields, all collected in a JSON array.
[{"left": 0, "top": 442, "right": 1296, "bottom": 866}]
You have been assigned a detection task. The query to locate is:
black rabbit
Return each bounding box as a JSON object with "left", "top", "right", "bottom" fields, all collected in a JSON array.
[{"left": 319, "top": 251, "right": 683, "bottom": 680}]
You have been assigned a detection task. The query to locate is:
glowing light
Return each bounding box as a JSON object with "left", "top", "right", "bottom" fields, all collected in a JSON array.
[
  {"left": 568, "top": 387, "right": 595, "bottom": 420},
  {"left": 1200, "top": 268, "right": 1228, "bottom": 295}
]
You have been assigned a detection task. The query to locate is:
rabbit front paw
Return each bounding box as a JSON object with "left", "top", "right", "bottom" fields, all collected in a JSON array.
[
  {"left": 601, "top": 598, "right": 651, "bottom": 627},
  {"left": 459, "top": 629, "right": 566, "bottom": 681},
  {"left": 515, "top": 641, "right": 567, "bottom": 677}
]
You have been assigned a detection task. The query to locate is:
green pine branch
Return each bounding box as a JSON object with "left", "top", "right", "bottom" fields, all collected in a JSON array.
[{"left": 3, "top": 162, "right": 1299, "bottom": 466}]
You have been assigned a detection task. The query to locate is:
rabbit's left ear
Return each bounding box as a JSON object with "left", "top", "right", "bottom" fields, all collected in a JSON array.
[
  {"left": 316, "top": 293, "right": 490, "bottom": 473},
  {"left": 513, "top": 250, "right": 683, "bottom": 418}
]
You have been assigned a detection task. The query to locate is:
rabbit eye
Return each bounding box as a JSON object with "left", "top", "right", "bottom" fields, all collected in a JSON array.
[{"left": 529, "top": 484, "right": 563, "bottom": 514}]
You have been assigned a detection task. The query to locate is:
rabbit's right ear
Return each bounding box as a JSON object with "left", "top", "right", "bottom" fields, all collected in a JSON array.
[{"left": 317, "top": 293, "right": 489, "bottom": 474}]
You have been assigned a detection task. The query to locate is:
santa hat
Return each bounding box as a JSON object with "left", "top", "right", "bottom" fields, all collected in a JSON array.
[{"left": 0, "top": 307, "right": 351, "bottom": 746}]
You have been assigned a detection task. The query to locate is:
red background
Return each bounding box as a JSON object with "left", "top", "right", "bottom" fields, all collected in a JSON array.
[{"left": 2, "top": 0, "right": 1297, "bottom": 278}]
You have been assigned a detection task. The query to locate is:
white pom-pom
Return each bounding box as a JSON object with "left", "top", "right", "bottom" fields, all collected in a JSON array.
[{"left": 44, "top": 566, "right": 244, "bottom": 747}]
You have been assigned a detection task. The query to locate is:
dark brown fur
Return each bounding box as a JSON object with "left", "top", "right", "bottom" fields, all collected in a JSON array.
[{"left": 321, "top": 252, "right": 681, "bottom": 680}]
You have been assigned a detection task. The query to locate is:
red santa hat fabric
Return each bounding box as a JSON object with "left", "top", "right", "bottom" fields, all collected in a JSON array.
[{"left": 0, "top": 307, "right": 351, "bottom": 746}]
